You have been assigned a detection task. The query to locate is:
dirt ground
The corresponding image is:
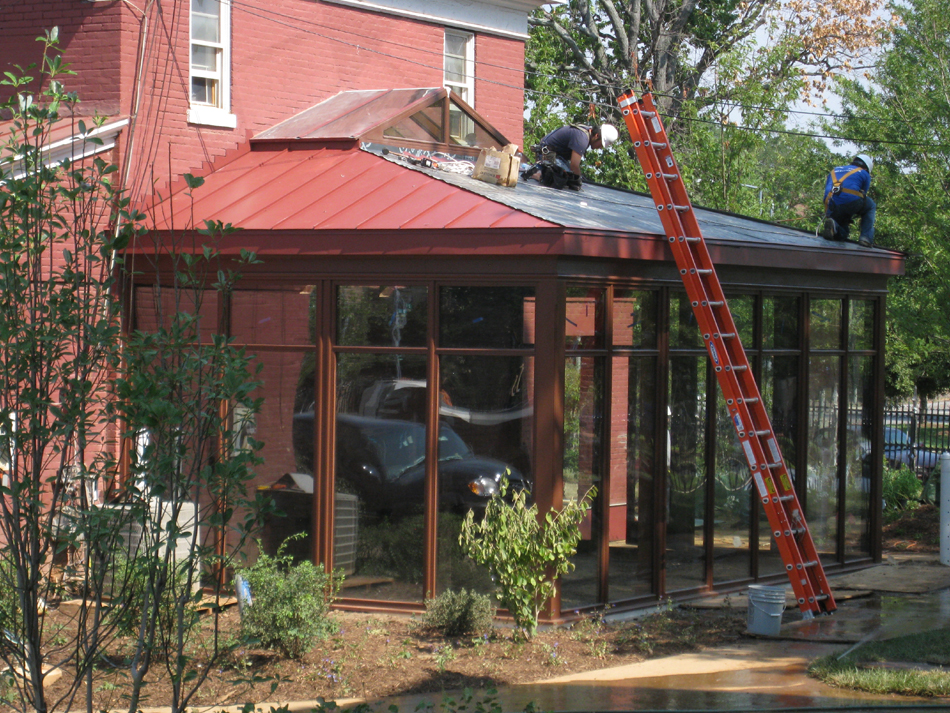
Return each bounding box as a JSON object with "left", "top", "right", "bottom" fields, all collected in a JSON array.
[
  {"left": 36, "top": 505, "right": 937, "bottom": 711},
  {"left": 40, "top": 605, "right": 745, "bottom": 710}
]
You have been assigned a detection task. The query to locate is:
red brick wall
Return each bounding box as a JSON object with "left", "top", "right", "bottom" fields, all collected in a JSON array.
[
  {"left": 0, "top": 1, "right": 126, "bottom": 113},
  {"left": 1, "top": 1, "right": 525, "bottom": 200}
]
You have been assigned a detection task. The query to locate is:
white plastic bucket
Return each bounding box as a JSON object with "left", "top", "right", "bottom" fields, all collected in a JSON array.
[{"left": 747, "top": 584, "right": 786, "bottom": 636}]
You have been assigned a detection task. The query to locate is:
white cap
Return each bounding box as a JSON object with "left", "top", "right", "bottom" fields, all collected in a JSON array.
[
  {"left": 854, "top": 154, "right": 873, "bottom": 172},
  {"left": 599, "top": 124, "right": 619, "bottom": 148}
]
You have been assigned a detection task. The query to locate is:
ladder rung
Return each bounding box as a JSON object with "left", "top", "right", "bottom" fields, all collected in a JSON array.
[
  {"left": 803, "top": 560, "right": 818, "bottom": 568},
  {"left": 742, "top": 397, "right": 759, "bottom": 404},
  {"left": 815, "top": 594, "right": 829, "bottom": 601},
  {"left": 708, "top": 301, "right": 724, "bottom": 307},
  {"left": 767, "top": 462, "right": 784, "bottom": 470},
  {"left": 661, "top": 173, "right": 678, "bottom": 180},
  {"left": 641, "top": 110, "right": 657, "bottom": 117},
  {"left": 753, "top": 429, "right": 771, "bottom": 436},
  {"left": 791, "top": 527, "right": 807, "bottom": 534},
  {"left": 674, "top": 204, "right": 690, "bottom": 212},
  {"left": 696, "top": 268, "right": 712, "bottom": 274},
  {"left": 684, "top": 236, "right": 700, "bottom": 242},
  {"left": 719, "top": 331, "right": 736, "bottom": 339},
  {"left": 729, "top": 365, "right": 748, "bottom": 373},
  {"left": 778, "top": 494, "right": 795, "bottom": 501}
]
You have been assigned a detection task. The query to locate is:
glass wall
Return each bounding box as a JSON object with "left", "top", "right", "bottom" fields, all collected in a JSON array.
[
  {"left": 557, "top": 287, "right": 879, "bottom": 612},
  {"left": 141, "top": 277, "right": 882, "bottom": 612}
]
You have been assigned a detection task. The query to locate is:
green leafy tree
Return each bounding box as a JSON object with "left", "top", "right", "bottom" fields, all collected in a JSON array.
[
  {"left": 459, "top": 484, "right": 595, "bottom": 639},
  {"left": 0, "top": 29, "right": 136, "bottom": 713},
  {"left": 0, "top": 32, "right": 268, "bottom": 713},
  {"left": 826, "top": 0, "right": 950, "bottom": 402}
]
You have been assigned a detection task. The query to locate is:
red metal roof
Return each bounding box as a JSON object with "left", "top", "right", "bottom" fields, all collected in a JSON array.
[{"left": 146, "top": 144, "right": 555, "bottom": 233}]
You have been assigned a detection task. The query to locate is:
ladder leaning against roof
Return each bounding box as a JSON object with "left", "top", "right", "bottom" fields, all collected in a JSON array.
[{"left": 617, "top": 89, "right": 836, "bottom": 618}]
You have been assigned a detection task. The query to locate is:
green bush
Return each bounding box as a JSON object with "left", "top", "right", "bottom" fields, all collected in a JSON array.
[
  {"left": 238, "top": 539, "right": 341, "bottom": 658},
  {"left": 108, "top": 553, "right": 193, "bottom": 638},
  {"left": 423, "top": 589, "right": 494, "bottom": 636},
  {"left": 883, "top": 464, "right": 922, "bottom": 518},
  {"left": 459, "top": 482, "right": 595, "bottom": 639}
]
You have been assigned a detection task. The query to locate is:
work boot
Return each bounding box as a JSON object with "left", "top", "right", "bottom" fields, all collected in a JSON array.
[
  {"left": 821, "top": 217, "right": 837, "bottom": 240},
  {"left": 859, "top": 237, "right": 871, "bottom": 247}
]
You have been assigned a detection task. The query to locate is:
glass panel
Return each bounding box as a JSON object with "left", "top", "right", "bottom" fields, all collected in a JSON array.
[
  {"left": 191, "top": 77, "right": 215, "bottom": 105},
  {"left": 191, "top": 44, "right": 218, "bottom": 72},
  {"left": 849, "top": 300, "right": 875, "bottom": 351},
  {"left": 607, "top": 356, "right": 656, "bottom": 602},
  {"left": 253, "top": 351, "right": 317, "bottom": 565},
  {"left": 383, "top": 101, "right": 444, "bottom": 143},
  {"left": 666, "top": 356, "right": 707, "bottom": 591},
  {"left": 447, "top": 100, "right": 502, "bottom": 148},
  {"left": 612, "top": 290, "right": 657, "bottom": 348},
  {"left": 444, "top": 56, "right": 466, "bottom": 84},
  {"left": 439, "top": 286, "right": 535, "bottom": 349},
  {"left": 670, "top": 292, "right": 702, "bottom": 349},
  {"left": 566, "top": 287, "right": 605, "bottom": 350},
  {"left": 560, "top": 356, "right": 604, "bottom": 608},
  {"left": 727, "top": 295, "right": 755, "bottom": 346},
  {"left": 192, "top": 0, "right": 220, "bottom": 43},
  {"left": 231, "top": 288, "right": 314, "bottom": 345},
  {"left": 436, "top": 356, "right": 534, "bottom": 595},
  {"left": 713, "top": 381, "right": 751, "bottom": 583},
  {"left": 763, "top": 296, "right": 799, "bottom": 350},
  {"left": 811, "top": 299, "right": 842, "bottom": 350},
  {"left": 807, "top": 355, "right": 841, "bottom": 557},
  {"left": 336, "top": 285, "right": 427, "bottom": 348},
  {"left": 759, "top": 355, "right": 799, "bottom": 576},
  {"left": 133, "top": 286, "right": 219, "bottom": 344},
  {"left": 845, "top": 356, "right": 873, "bottom": 558},
  {"left": 334, "top": 353, "right": 428, "bottom": 602},
  {"left": 444, "top": 33, "right": 468, "bottom": 59}
]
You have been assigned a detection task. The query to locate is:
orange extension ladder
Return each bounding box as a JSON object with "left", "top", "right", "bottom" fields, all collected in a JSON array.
[{"left": 617, "top": 89, "right": 836, "bottom": 617}]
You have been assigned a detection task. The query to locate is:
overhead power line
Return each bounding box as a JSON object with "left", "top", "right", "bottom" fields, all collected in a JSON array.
[{"left": 225, "top": 0, "right": 948, "bottom": 152}]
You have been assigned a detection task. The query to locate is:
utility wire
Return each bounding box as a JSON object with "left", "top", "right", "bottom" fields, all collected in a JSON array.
[{"left": 221, "top": 0, "right": 950, "bottom": 152}]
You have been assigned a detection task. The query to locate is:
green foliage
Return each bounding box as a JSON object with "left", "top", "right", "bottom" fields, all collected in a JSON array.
[
  {"left": 422, "top": 589, "right": 494, "bottom": 637},
  {"left": 459, "top": 483, "right": 595, "bottom": 639},
  {"left": 826, "top": 0, "right": 950, "bottom": 399},
  {"left": 238, "top": 538, "right": 341, "bottom": 658},
  {"left": 108, "top": 552, "right": 194, "bottom": 640},
  {"left": 883, "top": 464, "right": 922, "bottom": 519}
]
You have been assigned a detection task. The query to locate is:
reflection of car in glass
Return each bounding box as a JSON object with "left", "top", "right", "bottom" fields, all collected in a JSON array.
[
  {"left": 813, "top": 426, "right": 937, "bottom": 476},
  {"left": 882, "top": 427, "right": 938, "bottom": 473},
  {"left": 293, "top": 412, "right": 529, "bottom": 515}
]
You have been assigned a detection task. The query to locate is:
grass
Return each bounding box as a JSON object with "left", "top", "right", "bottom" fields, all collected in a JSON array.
[{"left": 809, "top": 628, "right": 950, "bottom": 696}]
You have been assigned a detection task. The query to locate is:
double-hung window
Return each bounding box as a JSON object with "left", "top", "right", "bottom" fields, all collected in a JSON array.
[
  {"left": 189, "top": 0, "right": 236, "bottom": 128},
  {"left": 444, "top": 29, "right": 475, "bottom": 144}
]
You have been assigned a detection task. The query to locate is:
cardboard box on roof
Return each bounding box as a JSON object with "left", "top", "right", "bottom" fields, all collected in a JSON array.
[{"left": 473, "top": 143, "right": 520, "bottom": 188}]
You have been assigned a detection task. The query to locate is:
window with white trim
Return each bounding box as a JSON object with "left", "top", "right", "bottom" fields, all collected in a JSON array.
[
  {"left": 189, "top": 0, "right": 236, "bottom": 128},
  {"left": 444, "top": 29, "right": 475, "bottom": 145}
]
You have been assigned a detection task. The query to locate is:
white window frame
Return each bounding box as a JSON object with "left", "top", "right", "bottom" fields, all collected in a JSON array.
[
  {"left": 188, "top": 0, "right": 237, "bottom": 129},
  {"left": 443, "top": 29, "right": 474, "bottom": 108}
]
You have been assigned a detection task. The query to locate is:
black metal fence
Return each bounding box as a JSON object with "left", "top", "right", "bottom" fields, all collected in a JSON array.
[{"left": 884, "top": 399, "right": 950, "bottom": 474}]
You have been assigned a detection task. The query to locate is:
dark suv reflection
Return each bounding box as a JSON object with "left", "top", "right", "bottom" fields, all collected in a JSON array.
[{"left": 293, "top": 412, "right": 529, "bottom": 515}]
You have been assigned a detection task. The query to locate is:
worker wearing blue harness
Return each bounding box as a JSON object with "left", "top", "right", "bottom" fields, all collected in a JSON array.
[{"left": 822, "top": 154, "right": 876, "bottom": 247}]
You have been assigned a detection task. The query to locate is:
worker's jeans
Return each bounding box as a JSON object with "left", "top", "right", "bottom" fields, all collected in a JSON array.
[{"left": 827, "top": 196, "right": 876, "bottom": 245}]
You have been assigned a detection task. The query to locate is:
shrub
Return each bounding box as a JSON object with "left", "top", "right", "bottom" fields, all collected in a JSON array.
[
  {"left": 238, "top": 538, "right": 341, "bottom": 658},
  {"left": 883, "top": 463, "right": 922, "bottom": 518},
  {"left": 459, "top": 482, "right": 595, "bottom": 639},
  {"left": 422, "top": 589, "right": 494, "bottom": 636}
]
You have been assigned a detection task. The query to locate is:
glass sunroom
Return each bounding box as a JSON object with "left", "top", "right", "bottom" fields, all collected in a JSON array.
[{"left": 135, "top": 88, "right": 904, "bottom": 618}]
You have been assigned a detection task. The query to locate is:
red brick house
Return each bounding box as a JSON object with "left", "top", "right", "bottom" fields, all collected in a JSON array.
[{"left": 1, "top": 0, "right": 904, "bottom": 620}]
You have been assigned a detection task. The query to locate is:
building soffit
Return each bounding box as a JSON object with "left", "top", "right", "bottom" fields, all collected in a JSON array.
[{"left": 318, "top": 0, "right": 545, "bottom": 39}]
